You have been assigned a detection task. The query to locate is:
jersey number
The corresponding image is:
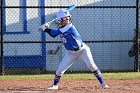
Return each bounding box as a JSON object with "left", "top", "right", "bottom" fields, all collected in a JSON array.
[{"left": 61, "top": 37, "right": 67, "bottom": 43}]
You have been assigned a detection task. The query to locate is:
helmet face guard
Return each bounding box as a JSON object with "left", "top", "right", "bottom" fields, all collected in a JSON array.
[{"left": 57, "top": 16, "right": 72, "bottom": 25}]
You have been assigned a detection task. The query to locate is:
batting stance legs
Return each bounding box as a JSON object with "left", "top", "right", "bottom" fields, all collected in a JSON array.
[{"left": 50, "top": 43, "right": 109, "bottom": 89}]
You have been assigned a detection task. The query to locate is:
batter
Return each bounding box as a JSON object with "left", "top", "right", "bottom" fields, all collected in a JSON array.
[{"left": 40, "top": 9, "right": 110, "bottom": 90}]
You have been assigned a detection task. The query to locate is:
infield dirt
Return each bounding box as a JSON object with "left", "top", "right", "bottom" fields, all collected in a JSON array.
[{"left": 0, "top": 80, "right": 140, "bottom": 93}]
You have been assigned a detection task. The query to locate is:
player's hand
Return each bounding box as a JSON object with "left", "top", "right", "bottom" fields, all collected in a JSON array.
[{"left": 39, "top": 22, "right": 50, "bottom": 31}]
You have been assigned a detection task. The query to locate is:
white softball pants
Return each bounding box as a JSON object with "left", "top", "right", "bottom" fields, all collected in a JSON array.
[{"left": 56, "top": 43, "right": 98, "bottom": 76}]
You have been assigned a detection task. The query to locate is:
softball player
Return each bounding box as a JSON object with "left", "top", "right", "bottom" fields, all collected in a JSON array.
[{"left": 40, "top": 9, "right": 110, "bottom": 89}]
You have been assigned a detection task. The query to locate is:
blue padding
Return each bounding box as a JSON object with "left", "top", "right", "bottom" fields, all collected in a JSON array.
[{"left": 4, "top": 56, "right": 46, "bottom": 68}]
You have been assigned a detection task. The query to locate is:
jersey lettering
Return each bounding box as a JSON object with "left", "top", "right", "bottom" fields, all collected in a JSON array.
[{"left": 61, "top": 37, "right": 67, "bottom": 43}]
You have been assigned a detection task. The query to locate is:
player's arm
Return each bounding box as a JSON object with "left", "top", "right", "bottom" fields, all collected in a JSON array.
[
  {"left": 44, "top": 29, "right": 62, "bottom": 38},
  {"left": 39, "top": 22, "right": 62, "bottom": 38}
]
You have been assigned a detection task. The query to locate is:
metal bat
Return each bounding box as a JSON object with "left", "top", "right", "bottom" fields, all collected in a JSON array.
[{"left": 48, "top": 4, "right": 77, "bottom": 24}]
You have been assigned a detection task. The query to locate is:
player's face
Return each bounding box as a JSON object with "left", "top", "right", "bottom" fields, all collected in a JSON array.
[{"left": 61, "top": 16, "right": 71, "bottom": 25}]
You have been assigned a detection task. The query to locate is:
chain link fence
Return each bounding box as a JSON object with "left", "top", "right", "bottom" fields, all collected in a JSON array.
[{"left": 0, "top": 0, "right": 139, "bottom": 75}]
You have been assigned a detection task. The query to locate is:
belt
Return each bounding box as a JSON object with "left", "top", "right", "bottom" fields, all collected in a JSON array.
[
  {"left": 73, "top": 48, "right": 80, "bottom": 51},
  {"left": 70, "top": 45, "right": 83, "bottom": 51}
]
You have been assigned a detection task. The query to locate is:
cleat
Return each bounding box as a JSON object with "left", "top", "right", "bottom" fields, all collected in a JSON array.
[
  {"left": 101, "top": 83, "right": 110, "bottom": 89},
  {"left": 47, "top": 85, "right": 58, "bottom": 90}
]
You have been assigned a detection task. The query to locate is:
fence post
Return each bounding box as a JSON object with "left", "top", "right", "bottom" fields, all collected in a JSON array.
[
  {"left": 135, "top": 0, "right": 140, "bottom": 72},
  {"left": 0, "top": 0, "right": 3, "bottom": 75}
]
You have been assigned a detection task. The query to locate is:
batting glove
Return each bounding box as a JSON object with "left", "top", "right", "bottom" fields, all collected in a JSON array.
[{"left": 39, "top": 22, "right": 50, "bottom": 31}]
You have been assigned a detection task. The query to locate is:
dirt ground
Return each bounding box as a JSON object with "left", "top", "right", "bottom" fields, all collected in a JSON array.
[{"left": 0, "top": 80, "right": 140, "bottom": 93}]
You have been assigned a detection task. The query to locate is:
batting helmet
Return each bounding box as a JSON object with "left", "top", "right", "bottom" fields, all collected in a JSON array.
[{"left": 56, "top": 9, "right": 71, "bottom": 21}]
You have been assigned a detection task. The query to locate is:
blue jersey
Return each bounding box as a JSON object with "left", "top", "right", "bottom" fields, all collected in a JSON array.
[{"left": 45, "top": 23, "right": 83, "bottom": 50}]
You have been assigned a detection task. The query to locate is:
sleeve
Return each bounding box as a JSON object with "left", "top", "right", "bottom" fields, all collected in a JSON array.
[{"left": 44, "top": 29, "right": 62, "bottom": 38}]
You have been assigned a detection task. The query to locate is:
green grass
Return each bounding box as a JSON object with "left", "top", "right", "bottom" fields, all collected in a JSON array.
[{"left": 0, "top": 72, "right": 140, "bottom": 80}]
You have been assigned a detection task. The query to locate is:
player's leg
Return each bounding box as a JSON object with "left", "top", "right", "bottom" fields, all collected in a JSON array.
[
  {"left": 48, "top": 51, "right": 77, "bottom": 89},
  {"left": 80, "top": 44, "right": 109, "bottom": 89}
]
